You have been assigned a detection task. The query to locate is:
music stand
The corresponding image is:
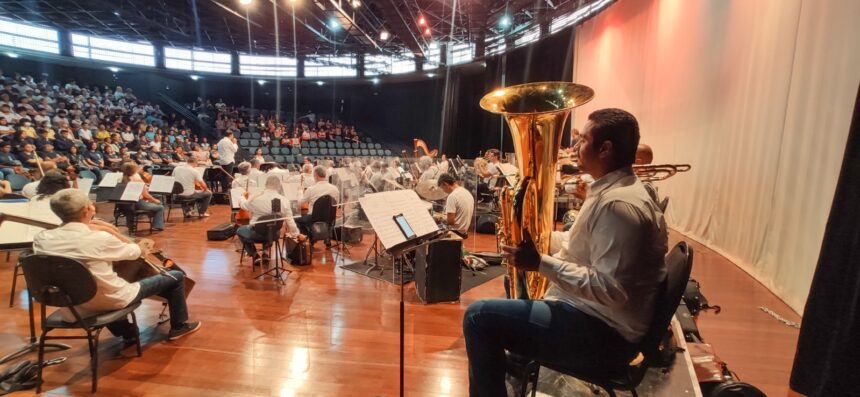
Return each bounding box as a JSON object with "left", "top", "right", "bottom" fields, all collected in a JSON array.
[{"left": 358, "top": 191, "right": 443, "bottom": 397}]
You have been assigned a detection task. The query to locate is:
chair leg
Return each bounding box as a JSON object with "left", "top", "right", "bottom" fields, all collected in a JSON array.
[
  {"left": 36, "top": 330, "right": 47, "bottom": 393},
  {"left": 91, "top": 328, "right": 103, "bottom": 393},
  {"left": 9, "top": 261, "right": 19, "bottom": 307},
  {"left": 130, "top": 313, "right": 142, "bottom": 357}
]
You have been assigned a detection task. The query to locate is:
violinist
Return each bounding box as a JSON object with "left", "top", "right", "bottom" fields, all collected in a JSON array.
[
  {"left": 231, "top": 161, "right": 257, "bottom": 189},
  {"left": 32, "top": 188, "right": 201, "bottom": 342},
  {"left": 120, "top": 162, "right": 165, "bottom": 231},
  {"left": 173, "top": 157, "right": 212, "bottom": 217},
  {"left": 236, "top": 175, "right": 301, "bottom": 265},
  {"left": 21, "top": 160, "right": 57, "bottom": 199}
]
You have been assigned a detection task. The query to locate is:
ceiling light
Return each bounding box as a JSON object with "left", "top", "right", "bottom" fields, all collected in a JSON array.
[
  {"left": 257, "top": 80, "right": 266, "bottom": 86},
  {"left": 499, "top": 15, "right": 512, "bottom": 28},
  {"left": 351, "top": 0, "right": 361, "bottom": 8},
  {"left": 190, "top": 75, "right": 200, "bottom": 81},
  {"left": 107, "top": 66, "right": 120, "bottom": 73},
  {"left": 5, "top": 52, "right": 18, "bottom": 58},
  {"left": 426, "top": 73, "right": 435, "bottom": 78},
  {"left": 329, "top": 19, "right": 341, "bottom": 30},
  {"left": 371, "top": 77, "right": 380, "bottom": 84},
  {"left": 423, "top": 28, "right": 431, "bottom": 36},
  {"left": 418, "top": 16, "right": 426, "bottom": 26},
  {"left": 379, "top": 30, "right": 390, "bottom": 41},
  {"left": 316, "top": 81, "right": 325, "bottom": 86},
  {"left": 113, "top": 11, "right": 121, "bottom": 16},
  {"left": 239, "top": 0, "right": 252, "bottom": 4}
]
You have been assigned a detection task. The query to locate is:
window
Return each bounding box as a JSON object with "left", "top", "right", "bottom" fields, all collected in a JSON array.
[
  {"left": 165, "top": 47, "right": 231, "bottom": 74},
  {"left": 448, "top": 42, "right": 475, "bottom": 65},
  {"left": 239, "top": 54, "right": 297, "bottom": 77},
  {"left": 0, "top": 19, "right": 59, "bottom": 54},
  {"left": 485, "top": 35, "right": 506, "bottom": 56},
  {"left": 514, "top": 26, "right": 540, "bottom": 47},
  {"left": 424, "top": 46, "right": 441, "bottom": 69},
  {"left": 551, "top": 0, "right": 615, "bottom": 34},
  {"left": 391, "top": 53, "right": 415, "bottom": 74},
  {"left": 304, "top": 55, "right": 356, "bottom": 77},
  {"left": 71, "top": 33, "right": 155, "bottom": 66},
  {"left": 364, "top": 55, "right": 391, "bottom": 76}
]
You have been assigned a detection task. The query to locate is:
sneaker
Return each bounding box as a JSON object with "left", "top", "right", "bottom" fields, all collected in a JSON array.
[
  {"left": 200, "top": 212, "right": 211, "bottom": 217},
  {"left": 168, "top": 321, "right": 202, "bottom": 341}
]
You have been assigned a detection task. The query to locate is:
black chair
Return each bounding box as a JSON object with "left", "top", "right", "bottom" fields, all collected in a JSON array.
[
  {"left": 242, "top": 214, "right": 291, "bottom": 284},
  {"left": 517, "top": 241, "right": 694, "bottom": 397},
  {"left": 113, "top": 202, "right": 153, "bottom": 235},
  {"left": 166, "top": 181, "right": 197, "bottom": 221},
  {"left": 307, "top": 195, "right": 337, "bottom": 251},
  {"left": 20, "top": 254, "right": 142, "bottom": 393}
]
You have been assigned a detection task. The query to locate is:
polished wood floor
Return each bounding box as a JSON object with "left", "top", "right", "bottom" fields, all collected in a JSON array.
[{"left": 0, "top": 204, "right": 802, "bottom": 396}]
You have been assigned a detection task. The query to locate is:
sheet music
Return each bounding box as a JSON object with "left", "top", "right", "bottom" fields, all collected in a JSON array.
[
  {"left": 98, "top": 172, "right": 122, "bottom": 187},
  {"left": 281, "top": 182, "right": 301, "bottom": 202},
  {"left": 0, "top": 200, "right": 61, "bottom": 246},
  {"left": 77, "top": 178, "right": 94, "bottom": 194},
  {"left": 149, "top": 175, "right": 175, "bottom": 194},
  {"left": 120, "top": 182, "right": 145, "bottom": 202},
  {"left": 497, "top": 163, "right": 519, "bottom": 187},
  {"left": 359, "top": 190, "right": 439, "bottom": 250}
]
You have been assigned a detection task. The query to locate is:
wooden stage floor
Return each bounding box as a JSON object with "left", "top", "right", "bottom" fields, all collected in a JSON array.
[{"left": 0, "top": 204, "right": 801, "bottom": 396}]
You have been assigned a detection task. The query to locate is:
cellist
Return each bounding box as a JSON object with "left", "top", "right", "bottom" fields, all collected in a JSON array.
[{"left": 236, "top": 175, "right": 301, "bottom": 265}]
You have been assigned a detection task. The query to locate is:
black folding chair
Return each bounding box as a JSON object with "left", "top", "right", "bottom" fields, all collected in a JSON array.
[
  {"left": 516, "top": 242, "right": 694, "bottom": 397},
  {"left": 20, "top": 254, "right": 142, "bottom": 393},
  {"left": 308, "top": 195, "right": 337, "bottom": 252}
]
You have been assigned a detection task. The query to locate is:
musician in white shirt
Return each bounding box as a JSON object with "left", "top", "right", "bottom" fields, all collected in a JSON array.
[
  {"left": 236, "top": 175, "right": 300, "bottom": 264},
  {"left": 296, "top": 166, "right": 339, "bottom": 234},
  {"left": 33, "top": 188, "right": 201, "bottom": 341},
  {"left": 437, "top": 173, "right": 474, "bottom": 234},
  {"left": 231, "top": 162, "right": 258, "bottom": 189},
  {"left": 463, "top": 109, "right": 668, "bottom": 396},
  {"left": 216, "top": 130, "right": 238, "bottom": 192},
  {"left": 172, "top": 158, "right": 212, "bottom": 217}
]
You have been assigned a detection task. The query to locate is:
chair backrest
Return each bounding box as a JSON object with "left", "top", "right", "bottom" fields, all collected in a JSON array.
[
  {"left": 20, "top": 254, "right": 98, "bottom": 307},
  {"left": 253, "top": 213, "right": 285, "bottom": 240},
  {"left": 310, "top": 194, "right": 337, "bottom": 223},
  {"left": 639, "top": 241, "right": 693, "bottom": 362},
  {"left": 78, "top": 170, "right": 98, "bottom": 181},
  {"left": 171, "top": 181, "right": 185, "bottom": 195}
]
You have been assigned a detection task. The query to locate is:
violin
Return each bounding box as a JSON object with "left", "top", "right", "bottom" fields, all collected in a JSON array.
[
  {"left": 65, "top": 166, "right": 79, "bottom": 189},
  {"left": 234, "top": 179, "right": 251, "bottom": 225},
  {"left": 139, "top": 169, "right": 153, "bottom": 184}
]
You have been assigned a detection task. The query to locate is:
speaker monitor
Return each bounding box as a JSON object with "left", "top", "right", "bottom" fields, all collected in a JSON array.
[{"left": 415, "top": 239, "right": 462, "bottom": 304}]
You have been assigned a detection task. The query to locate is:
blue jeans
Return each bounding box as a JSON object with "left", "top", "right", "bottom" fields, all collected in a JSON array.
[
  {"left": 105, "top": 270, "right": 188, "bottom": 336},
  {"left": 237, "top": 225, "right": 267, "bottom": 257},
  {"left": 137, "top": 200, "right": 165, "bottom": 229},
  {"left": 0, "top": 168, "right": 13, "bottom": 178},
  {"left": 186, "top": 191, "right": 212, "bottom": 214},
  {"left": 463, "top": 299, "right": 637, "bottom": 397}
]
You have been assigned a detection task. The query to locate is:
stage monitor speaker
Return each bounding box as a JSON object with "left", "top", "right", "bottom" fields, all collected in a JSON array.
[
  {"left": 207, "top": 223, "right": 236, "bottom": 241},
  {"left": 415, "top": 239, "right": 462, "bottom": 304},
  {"left": 475, "top": 214, "right": 497, "bottom": 234},
  {"left": 334, "top": 225, "right": 363, "bottom": 243}
]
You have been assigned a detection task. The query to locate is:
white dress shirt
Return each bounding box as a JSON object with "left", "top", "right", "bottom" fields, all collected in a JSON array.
[
  {"left": 172, "top": 164, "right": 203, "bottom": 196},
  {"left": 231, "top": 174, "right": 258, "bottom": 189},
  {"left": 300, "top": 180, "right": 339, "bottom": 215},
  {"left": 217, "top": 137, "right": 238, "bottom": 164},
  {"left": 445, "top": 186, "right": 475, "bottom": 233},
  {"left": 539, "top": 167, "right": 668, "bottom": 343},
  {"left": 239, "top": 189, "right": 298, "bottom": 233},
  {"left": 33, "top": 222, "right": 142, "bottom": 320}
]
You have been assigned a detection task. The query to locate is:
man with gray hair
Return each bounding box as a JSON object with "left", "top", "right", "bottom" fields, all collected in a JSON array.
[
  {"left": 296, "top": 165, "right": 339, "bottom": 235},
  {"left": 418, "top": 155, "right": 440, "bottom": 182},
  {"left": 33, "top": 188, "right": 201, "bottom": 341},
  {"left": 231, "top": 161, "right": 257, "bottom": 189},
  {"left": 236, "top": 175, "right": 301, "bottom": 265}
]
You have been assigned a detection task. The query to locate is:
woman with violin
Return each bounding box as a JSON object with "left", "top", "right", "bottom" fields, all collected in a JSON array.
[
  {"left": 121, "top": 162, "right": 165, "bottom": 231},
  {"left": 31, "top": 188, "right": 201, "bottom": 341}
]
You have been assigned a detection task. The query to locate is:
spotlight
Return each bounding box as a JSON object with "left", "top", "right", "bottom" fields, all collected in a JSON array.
[
  {"left": 351, "top": 0, "right": 360, "bottom": 8},
  {"left": 499, "top": 15, "right": 511, "bottom": 28},
  {"left": 239, "top": 0, "right": 252, "bottom": 4},
  {"left": 107, "top": 66, "right": 120, "bottom": 73},
  {"left": 426, "top": 73, "right": 436, "bottom": 78},
  {"left": 316, "top": 81, "right": 325, "bottom": 86},
  {"left": 113, "top": 11, "right": 121, "bottom": 16},
  {"left": 418, "top": 16, "right": 426, "bottom": 26},
  {"left": 329, "top": 19, "right": 341, "bottom": 30},
  {"left": 257, "top": 80, "right": 266, "bottom": 86},
  {"left": 379, "top": 30, "right": 390, "bottom": 41},
  {"left": 190, "top": 75, "right": 200, "bottom": 81},
  {"left": 371, "top": 77, "right": 380, "bottom": 84},
  {"left": 423, "top": 28, "right": 431, "bottom": 36},
  {"left": 5, "top": 52, "right": 18, "bottom": 58}
]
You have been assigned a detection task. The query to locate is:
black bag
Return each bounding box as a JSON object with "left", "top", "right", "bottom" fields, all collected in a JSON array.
[
  {"left": 475, "top": 214, "right": 497, "bottom": 234},
  {"left": 284, "top": 237, "right": 311, "bottom": 266},
  {"left": 206, "top": 223, "right": 236, "bottom": 241}
]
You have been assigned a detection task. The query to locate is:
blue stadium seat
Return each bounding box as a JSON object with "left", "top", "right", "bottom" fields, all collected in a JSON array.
[
  {"left": 301, "top": 141, "right": 309, "bottom": 148},
  {"left": 326, "top": 141, "right": 334, "bottom": 149},
  {"left": 337, "top": 148, "right": 345, "bottom": 156},
  {"left": 344, "top": 148, "right": 354, "bottom": 156},
  {"left": 335, "top": 142, "right": 343, "bottom": 149},
  {"left": 264, "top": 155, "right": 274, "bottom": 162},
  {"left": 374, "top": 143, "right": 382, "bottom": 149},
  {"left": 309, "top": 141, "right": 318, "bottom": 148},
  {"left": 310, "top": 148, "right": 319, "bottom": 155},
  {"left": 301, "top": 148, "right": 310, "bottom": 155},
  {"left": 294, "top": 155, "right": 303, "bottom": 164},
  {"left": 273, "top": 155, "right": 284, "bottom": 163},
  {"left": 261, "top": 147, "right": 270, "bottom": 155},
  {"left": 361, "top": 149, "right": 369, "bottom": 156},
  {"left": 239, "top": 139, "right": 249, "bottom": 146},
  {"left": 284, "top": 155, "right": 294, "bottom": 164},
  {"left": 359, "top": 143, "right": 368, "bottom": 149},
  {"left": 249, "top": 139, "right": 260, "bottom": 147},
  {"left": 384, "top": 149, "right": 392, "bottom": 156},
  {"left": 319, "top": 148, "right": 329, "bottom": 156}
]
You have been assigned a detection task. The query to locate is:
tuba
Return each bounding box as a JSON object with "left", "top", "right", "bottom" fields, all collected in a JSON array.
[{"left": 480, "top": 82, "right": 594, "bottom": 299}]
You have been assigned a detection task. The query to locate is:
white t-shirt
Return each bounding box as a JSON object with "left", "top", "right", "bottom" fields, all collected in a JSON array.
[
  {"left": 173, "top": 164, "right": 203, "bottom": 196},
  {"left": 300, "top": 180, "right": 339, "bottom": 215},
  {"left": 217, "top": 137, "right": 238, "bottom": 164},
  {"left": 445, "top": 186, "right": 475, "bottom": 233}
]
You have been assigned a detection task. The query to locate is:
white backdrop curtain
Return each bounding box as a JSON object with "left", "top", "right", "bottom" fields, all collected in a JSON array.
[{"left": 570, "top": 0, "right": 860, "bottom": 313}]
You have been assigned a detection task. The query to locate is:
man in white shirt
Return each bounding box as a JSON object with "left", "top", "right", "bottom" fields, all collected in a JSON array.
[
  {"left": 436, "top": 173, "right": 474, "bottom": 234},
  {"left": 236, "top": 175, "right": 300, "bottom": 264},
  {"left": 216, "top": 130, "right": 238, "bottom": 192},
  {"left": 296, "top": 165, "right": 339, "bottom": 234},
  {"left": 172, "top": 158, "right": 212, "bottom": 217},
  {"left": 463, "top": 108, "right": 668, "bottom": 396},
  {"left": 33, "top": 188, "right": 201, "bottom": 341}
]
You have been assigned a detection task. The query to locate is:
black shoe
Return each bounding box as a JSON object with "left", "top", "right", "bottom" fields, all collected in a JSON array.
[{"left": 168, "top": 321, "right": 202, "bottom": 341}]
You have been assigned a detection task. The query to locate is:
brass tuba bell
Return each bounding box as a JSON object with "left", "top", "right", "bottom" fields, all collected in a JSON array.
[{"left": 480, "top": 82, "right": 594, "bottom": 299}]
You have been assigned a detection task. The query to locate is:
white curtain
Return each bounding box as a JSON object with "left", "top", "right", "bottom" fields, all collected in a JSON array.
[{"left": 571, "top": 0, "right": 860, "bottom": 313}]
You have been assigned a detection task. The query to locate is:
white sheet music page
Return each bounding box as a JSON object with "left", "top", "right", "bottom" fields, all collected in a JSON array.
[
  {"left": 98, "top": 172, "right": 122, "bottom": 187},
  {"left": 497, "top": 163, "right": 519, "bottom": 187},
  {"left": 359, "top": 190, "right": 438, "bottom": 250},
  {"left": 149, "top": 175, "right": 175, "bottom": 194},
  {"left": 0, "top": 201, "right": 31, "bottom": 245},
  {"left": 76, "top": 177, "right": 94, "bottom": 193},
  {"left": 120, "top": 182, "right": 145, "bottom": 201}
]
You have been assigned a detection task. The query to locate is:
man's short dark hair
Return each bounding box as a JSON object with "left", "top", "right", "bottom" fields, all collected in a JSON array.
[
  {"left": 587, "top": 108, "right": 640, "bottom": 168},
  {"left": 224, "top": 130, "right": 233, "bottom": 137},
  {"left": 437, "top": 173, "right": 457, "bottom": 187}
]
